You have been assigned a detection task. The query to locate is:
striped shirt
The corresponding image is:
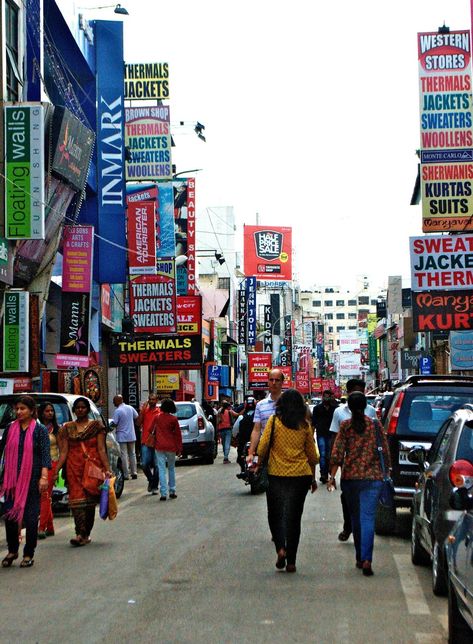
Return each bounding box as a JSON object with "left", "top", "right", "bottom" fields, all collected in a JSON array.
[{"left": 254, "top": 396, "right": 279, "bottom": 435}]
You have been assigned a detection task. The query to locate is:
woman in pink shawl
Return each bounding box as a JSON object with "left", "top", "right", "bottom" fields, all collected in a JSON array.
[{"left": 0, "top": 396, "right": 51, "bottom": 568}]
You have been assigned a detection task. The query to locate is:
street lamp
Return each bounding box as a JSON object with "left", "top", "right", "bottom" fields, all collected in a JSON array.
[{"left": 78, "top": 3, "right": 129, "bottom": 14}]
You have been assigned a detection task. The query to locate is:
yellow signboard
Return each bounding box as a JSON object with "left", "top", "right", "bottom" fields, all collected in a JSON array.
[
  {"left": 156, "top": 372, "right": 180, "bottom": 391},
  {"left": 124, "top": 63, "right": 170, "bottom": 100}
]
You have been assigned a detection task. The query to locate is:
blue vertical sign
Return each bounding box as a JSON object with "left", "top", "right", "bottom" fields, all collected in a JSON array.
[
  {"left": 95, "top": 20, "right": 126, "bottom": 284},
  {"left": 246, "top": 277, "right": 257, "bottom": 347}
]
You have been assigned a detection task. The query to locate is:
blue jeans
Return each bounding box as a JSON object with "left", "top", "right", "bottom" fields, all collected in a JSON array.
[
  {"left": 141, "top": 445, "right": 159, "bottom": 489},
  {"left": 219, "top": 429, "right": 232, "bottom": 459},
  {"left": 341, "top": 479, "right": 383, "bottom": 563},
  {"left": 316, "top": 435, "right": 331, "bottom": 479},
  {"left": 156, "top": 451, "right": 176, "bottom": 497}
]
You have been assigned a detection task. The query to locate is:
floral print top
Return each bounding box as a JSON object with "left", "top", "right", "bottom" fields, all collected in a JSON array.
[{"left": 330, "top": 417, "right": 391, "bottom": 480}]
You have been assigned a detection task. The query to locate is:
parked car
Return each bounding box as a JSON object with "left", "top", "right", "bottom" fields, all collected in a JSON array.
[
  {"left": 0, "top": 393, "right": 125, "bottom": 516},
  {"left": 409, "top": 404, "right": 473, "bottom": 595},
  {"left": 374, "top": 392, "right": 394, "bottom": 423},
  {"left": 377, "top": 375, "right": 473, "bottom": 535},
  {"left": 175, "top": 401, "right": 217, "bottom": 464},
  {"left": 446, "top": 485, "right": 473, "bottom": 642}
]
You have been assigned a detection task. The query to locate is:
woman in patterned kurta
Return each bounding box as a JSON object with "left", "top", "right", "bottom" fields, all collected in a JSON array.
[
  {"left": 329, "top": 392, "right": 391, "bottom": 576},
  {"left": 56, "top": 397, "right": 111, "bottom": 546}
]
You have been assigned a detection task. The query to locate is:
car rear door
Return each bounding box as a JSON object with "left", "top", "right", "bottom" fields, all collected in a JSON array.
[{"left": 176, "top": 403, "right": 198, "bottom": 439}]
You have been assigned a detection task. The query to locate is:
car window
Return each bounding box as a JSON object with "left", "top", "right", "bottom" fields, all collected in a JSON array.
[
  {"left": 175, "top": 404, "right": 196, "bottom": 420},
  {"left": 399, "top": 392, "right": 473, "bottom": 436},
  {"left": 456, "top": 420, "right": 473, "bottom": 462},
  {"left": 0, "top": 399, "right": 71, "bottom": 427},
  {"left": 429, "top": 419, "right": 455, "bottom": 463}
]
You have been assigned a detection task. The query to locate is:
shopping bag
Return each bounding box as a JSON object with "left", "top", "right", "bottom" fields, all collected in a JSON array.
[
  {"left": 99, "top": 478, "right": 110, "bottom": 520},
  {"left": 108, "top": 476, "right": 118, "bottom": 520}
]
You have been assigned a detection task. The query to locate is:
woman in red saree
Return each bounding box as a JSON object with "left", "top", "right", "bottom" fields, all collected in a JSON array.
[{"left": 56, "top": 397, "right": 111, "bottom": 547}]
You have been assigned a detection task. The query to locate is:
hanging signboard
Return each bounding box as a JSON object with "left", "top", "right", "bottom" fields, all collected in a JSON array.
[
  {"left": 295, "top": 370, "right": 310, "bottom": 394},
  {"left": 129, "top": 260, "right": 177, "bottom": 333},
  {"left": 244, "top": 225, "right": 292, "bottom": 281},
  {"left": 109, "top": 333, "right": 202, "bottom": 368},
  {"left": 410, "top": 234, "right": 473, "bottom": 291},
  {"left": 450, "top": 331, "right": 473, "bottom": 370},
  {"left": 248, "top": 352, "right": 272, "bottom": 389},
  {"left": 263, "top": 305, "right": 272, "bottom": 353},
  {"left": 176, "top": 295, "right": 201, "bottom": 334},
  {"left": 174, "top": 178, "right": 196, "bottom": 295},
  {"left": 156, "top": 371, "right": 180, "bottom": 390},
  {"left": 2, "top": 290, "right": 29, "bottom": 372},
  {"left": 246, "top": 277, "right": 257, "bottom": 347},
  {"left": 127, "top": 201, "right": 157, "bottom": 275},
  {"left": 51, "top": 106, "right": 95, "bottom": 192},
  {"left": 125, "top": 105, "right": 172, "bottom": 181},
  {"left": 5, "top": 104, "right": 45, "bottom": 239},
  {"left": 124, "top": 62, "right": 170, "bottom": 100},
  {"left": 412, "top": 289, "right": 473, "bottom": 331},
  {"left": 237, "top": 286, "right": 247, "bottom": 345}
]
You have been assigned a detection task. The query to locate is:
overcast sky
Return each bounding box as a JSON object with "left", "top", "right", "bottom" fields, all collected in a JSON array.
[{"left": 87, "top": 0, "right": 471, "bottom": 292}]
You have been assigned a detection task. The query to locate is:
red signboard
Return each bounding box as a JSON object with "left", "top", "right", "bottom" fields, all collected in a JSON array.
[
  {"left": 129, "top": 261, "right": 176, "bottom": 333},
  {"left": 295, "top": 370, "right": 310, "bottom": 394},
  {"left": 244, "top": 225, "right": 292, "bottom": 281},
  {"left": 127, "top": 201, "right": 157, "bottom": 275},
  {"left": 177, "top": 295, "right": 201, "bottom": 334},
  {"left": 412, "top": 289, "right": 473, "bottom": 331},
  {"left": 279, "top": 366, "right": 292, "bottom": 388},
  {"left": 311, "top": 377, "right": 323, "bottom": 394},
  {"left": 248, "top": 352, "right": 272, "bottom": 388}
]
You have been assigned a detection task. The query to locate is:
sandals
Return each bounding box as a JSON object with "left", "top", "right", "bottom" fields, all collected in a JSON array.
[
  {"left": 70, "top": 536, "right": 91, "bottom": 547},
  {"left": 2, "top": 553, "right": 18, "bottom": 568},
  {"left": 19, "top": 557, "right": 34, "bottom": 568},
  {"left": 275, "top": 549, "right": 286, "bottom": 570}
]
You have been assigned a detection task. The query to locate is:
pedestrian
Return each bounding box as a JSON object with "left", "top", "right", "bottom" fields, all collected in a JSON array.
[
  {"left": 111, "top": 394, "right": 138, "bottom": 480},
  {"left": 0, "top": 396, "right": 51, "bottom": 568},
  {"left": 216, "top": 401, "right": 239, "bottom": 463},
  {"left": 329, "top": 378, "right": 377, "bottom": 542},
  {"left": 37, "top": 402, "right": 60, "bottom": 539},
  {"left": 247, "top": 368, "right": 285, "bottom": 462},
  {"left": 311, "top": 390, "right": 338, "bottom": 484},
  {"left": 256, "top": 389, "right": 319, "bottom": 573},
  {"left": 137, "top": 392, "right": 161, "bottom": 493},
  {"left": 151, "top": 398, "right": 182, "bottom": 501},
  {"left": 55, "top": 397, "right": 112, "bottom": 546},
  {"left": 328, "top": 392, "right": 391, "bottom": 576},
  {"left": 235, "top": 397, "right": 256, "bottom": 478}
]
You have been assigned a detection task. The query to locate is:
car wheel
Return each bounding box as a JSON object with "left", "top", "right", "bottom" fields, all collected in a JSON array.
[
  {"left": 375, "top": 503, "right": 397, "bottom": 535},
  {"left": 432, "top": 540, "right": 448, "bottom": 596},
  {"left": 114, "top": 461, "right": 125, "bottom": 499},
  {"left": 411, "top": 515, "right": 430, "bottom": 565},
  {"left": 448, "top": 579, "right": 472, "bottom": 643},
  {"left": 202, "top": 450, "right": 215, "bottom": 465}
]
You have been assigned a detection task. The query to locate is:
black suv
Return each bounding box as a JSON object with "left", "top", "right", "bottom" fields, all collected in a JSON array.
[{"left": 377, "top": 375, "right": 473, "bottom": 535}]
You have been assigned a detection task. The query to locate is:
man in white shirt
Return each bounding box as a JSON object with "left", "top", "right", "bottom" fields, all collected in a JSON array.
[
  {"left": 329, "top": 379, "right": 377, "bottom": 542},
  {"left": 247, "top": 368, "right": 284, "bottom": 461}
]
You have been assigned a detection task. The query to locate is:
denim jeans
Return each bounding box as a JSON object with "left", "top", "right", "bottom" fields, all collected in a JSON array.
[
  {"left": 316, "top": 435, "right": 331, "bottom": 479},
  {"left": 141, "top": 445, "right": 159, "bottom": 489},
  {"left": 341, "top": 479, "right": 383, "bottom": 563},
  {"left": 266, "top": 475, "right": 312, "bottom": 566},
  {"left": 219, "top": 429, "right": 232, "bottom": 459},
  {"left": 156, "top": 451, "right": 176, "bottom": 497}
]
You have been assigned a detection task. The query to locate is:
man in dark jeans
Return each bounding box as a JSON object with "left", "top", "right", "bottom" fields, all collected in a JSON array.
[{"left": 311, "top": 390, "right": 338, "bottom": 484}]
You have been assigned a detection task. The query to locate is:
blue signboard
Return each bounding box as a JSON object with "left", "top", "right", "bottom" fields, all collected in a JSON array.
[
  {"left": 420, "top": 356, "right": 433, "bottom": 375},
  {"left": 207, "top": 365, "right": 221, "bottom": 383},
  {"left": 421, "top": 149, "right": 473, "bottom": 163}
]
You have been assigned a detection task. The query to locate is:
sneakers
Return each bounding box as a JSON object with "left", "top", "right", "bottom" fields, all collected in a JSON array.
[
  {"left": 169, "top": 493, "right": 177, "bottom": 499},
  {"left": 151, "top": 489, "right": 159, "bottom": 495},
  {"left": 338, "top": 530, "right": 351, "bottom": 542},
  {"left": 131, "top": 474, "right": 138, "bottom": 480},
  {"left": 223, "top": 458, "right": 231, "bottom": 464},
  {"left": 159, "top": 496, "right": 166, "bottom": 501},
  {"left": 236, "top": 472, "right": 247, "bottom": 480},
  {"left": 147, "top": 483, "right": 152, "bottom": 493}
]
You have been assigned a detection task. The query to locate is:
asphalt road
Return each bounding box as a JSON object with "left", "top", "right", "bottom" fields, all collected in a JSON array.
[{"left": 0, "top": 447, "right": 447, "bottom": 644}]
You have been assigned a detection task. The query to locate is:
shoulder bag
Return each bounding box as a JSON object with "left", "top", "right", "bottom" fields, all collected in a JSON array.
[
  {"left": 81, "top": 441, "right": 105, "bottom": 496},
  {"left": 249, "top": 416, "right": 276, "bottom": 494},
  {"left": 374, "top": 421, "right": 395, "bottom": 509}
]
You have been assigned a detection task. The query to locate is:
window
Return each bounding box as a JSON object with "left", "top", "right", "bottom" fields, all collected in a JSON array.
[
  {"left": 371, "top": 299, "right": 378, "bottom": 306},
  {"left": 336, "top": 326, "right": 345, "bottom": 332},
  {"left": 336, "top": 300, "right": 344, "bottom": 306},
  {"left": 217, "top": 277, "right": 230, "bottom": 290},
  {"left": 358, "top": 296, "right": 369, "bottom": 305},
  {"left": 312, "top": 300, "right": 321, "bottom": 307},
  {"left": 348, "top": 325, "right": 357, "bottom": 330},
  {"left": 325, "top": 300, "right": 333, "bottom": 307},
  {"left": 336, "top": 313, "right": 345, "bottom": 320},
  {"left": 348, "top": 313, "right": 357, "bottom": 319},
  {"left": 6, "top": 1, "right": 21, "bottom": 101},
  {"left": 328, "top": 326, "right": 333, "bottom": 333},
  {"left": 325, "top": 313, "right": 333, "bottom": 320},
  {"left": 348, "top": 299, "right": 356, "bottom": 306}
]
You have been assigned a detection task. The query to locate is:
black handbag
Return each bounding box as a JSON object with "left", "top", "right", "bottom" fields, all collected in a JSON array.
[
  {"left": 249, "top": 416, "right": 276, "bottom": 494},
  {"left": 375, "top": 421, "right": 395, "bottom": 508}
]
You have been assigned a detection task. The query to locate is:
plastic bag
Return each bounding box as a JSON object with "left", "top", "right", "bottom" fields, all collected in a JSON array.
[
  {"left": 108, "top": 476, "right": 118, "bottom": 520},
  {"left": 99, "top": 478, "right": 110, "bottom": 520}
]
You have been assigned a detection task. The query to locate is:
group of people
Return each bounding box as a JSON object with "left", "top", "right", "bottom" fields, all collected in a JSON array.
[{"left": 243, "top": 370, "right": 390, "bottom": 576}]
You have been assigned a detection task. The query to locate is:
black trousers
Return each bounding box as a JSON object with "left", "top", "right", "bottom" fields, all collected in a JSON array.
[
  {"left": 266, "top": 475, "right": 311, "bottom": 566},
  {"left": 4, "top": 490, "right": 40, "bottom": 558},
  {"left": 341, "top": 491, "right": 352, "bottom": 534}
]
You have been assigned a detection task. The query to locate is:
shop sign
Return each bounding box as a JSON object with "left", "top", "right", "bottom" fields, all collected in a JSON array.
[
  {"left": 62, "top": 225, "right": 94, "bottom": 292},
  {"left": 101, "top": 285, "right": 112, "bottom": 327},
  {"left": 5, "top": 104, "right": 45, "bottom": 239},
  {"left": 126, "top": 182, "right": 176, "bottom": 258},
  {"left": 295, "top": 370, "right": 310, "bottom": 394},
  {"left": 311, "top": 377, "right": 323, "bottom": 394},
  {"left": 127, "top": 201, "right": 157, "bottom": 275},
  {"left": 3, "top": 290, "right": 29, "bottom": 372},
  {"left": 109, "top": 333, "right": 203, "bottom": 368},
  {"left": 129, "top": 262, "right": 176, "bottom": 334},
  {"left": 450, "top": 331, "right": 473, "bottom": 370},
  {"left": 246, "top": 277, "right": 257, "bottom": 347},
  {"left": 237, "top": 287, "right": 247, "bottom": 345},
  {"left": 412, "top": 289, "right": 473, "bottom": 331},
  {"left": 177, "top": 295, "right": 201, "bottom": 334},
  {"left": 173, "top": 178, "right": 196, "bottom": 295},
  {"left": 124, "top": 62, "right": 170, "bottom": 100},
  {"left": 0, "top": 378, "right": 14, "bottom": 394},
  {"left": 51, "top": 106, "right": 95, "bottom": 192},
  {"left": 244, "top": 225, "right": 292, "bottom": 281},
  {"left": 339, "top": 352, "right": 361, "bottom": 376},
  {"left": 14, "top": 376, "right": 32, "bottom": 392},
  {"left": 122, "top": 365, "right": 140, "bottom": 410},
  {"left": 410, "top": 234, "right": 473, "bottom": 291},
  {"left": 0, "top": 237, "right": 13, "bottom": 285},
  {"left": 248, "top": 352, "right": 272, "bottom": 388},
  {"left": 156, "top": 371, "right": 180, "bottom": 390},
  {"left": 401, "top": 350, "right": 424, "bottom": 370},
  {"left": 368, "top": 335, "right": 379, "bottom": 372},
  {"left": 56, "top": 292, "right": 91, "bottom": 368},
  {"left": 207, "top": 365, "right": 221, "bottom": 383},
  {"left": 181, "top": 379, "right": 195, "bottom": 395},
  {"left": 263, "top": 305, "right": 272, "bottom": 353},
  {"left": 125, "top": 105, "right": 172, "bottom": 180}
]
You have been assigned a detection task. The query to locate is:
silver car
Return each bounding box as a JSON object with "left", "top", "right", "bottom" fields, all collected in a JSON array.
[{"left": 175, "top": 401, "right": 217, "bottom": 464}]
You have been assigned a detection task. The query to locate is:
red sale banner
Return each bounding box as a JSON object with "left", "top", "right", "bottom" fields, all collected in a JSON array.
[
  {"left": 295, "top": 370, "right": 310, "bottom": 394},
  {"left": 248, "top": 352, "right": 272, "bottom": 389}
]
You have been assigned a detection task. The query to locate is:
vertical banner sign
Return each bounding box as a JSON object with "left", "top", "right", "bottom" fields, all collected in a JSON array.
[
  {"left": 418, "top": 30, "right": 473, "bottom": 232},
  {"left": 368, "top": 335, "right": 378, "bottom": 372},
  {"left": 127, "top": 201, "right": 157, "bottom": 275},
  {"left": 243, "top": 225, "right": 293, "bottom": 280},
  {"left": 122, "top": 365, "right": 140, "bottom": 410},
  {"left": 3, "top": 291, "right": 29, "bottom": 372},
  {"left": 126, "top": 183, "right": 176, "bottom": 259},
  {"left": 237, "top": 286, "right": 247, "bottom": 345},
  {"left": 56, "top": 225, "right": 94, "bottom": 368},
  {"left": 95, "top": 21, "right": 127, "bottom": 284},
  {"left": 187, "top": 177, "right": 196, "bottom": 294},
  {"left": 125, "top": 105, "right": 172, "bottom": 180},
  {"left": 5, "top": 104, "right": 45, "bottom": 239},
  {"left": 284, "top": 315, "right": 293, "bottom": 364},
  {"left": 263, "top": 305, "right": 272, "bottom": 353},
  {"left": 129, "top": 260, "right": 176, "bottom": 333},
  {"left": 246, "top": 277, "right": 257, "bottom": 347},
  {"left": 174, "top": 178, "right": 196, "bottom": 294}
]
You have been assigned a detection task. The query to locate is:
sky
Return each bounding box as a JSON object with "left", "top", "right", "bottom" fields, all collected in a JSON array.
[{"left": 83, "top": 0, "right": 471, "bottom": 292}]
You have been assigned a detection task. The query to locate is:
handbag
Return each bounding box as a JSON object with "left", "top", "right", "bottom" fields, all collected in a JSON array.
[
  {"left": 108, "top": 476, "right": 118, "bottom": 520},
  {"left": 81, "top": 442, "right": 105, "bottom": 496},
  {"left": 99, "top": 478, "right": 110, "bottom": 520},
  {"left": 249, "top": 416, "right": 276, "bottom": 494},
  {"left": 144, "top": 428, "right": 156, "bottom": 449},
  {"left": 374, "top": 421, "right": 395, "bottom": 509}
]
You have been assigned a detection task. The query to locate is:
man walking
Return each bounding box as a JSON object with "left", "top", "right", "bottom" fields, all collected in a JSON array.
[
  {"left": 329, "top": 378, "right": 377, "bottom": 541},
  {"left": 247, "top": 368, "right": 284, "bottom": 461},
  {"left": 217, "top": 401, "right": 239, "bottom": 463},
  {"left": 111, "top": 394, "right": 138, "bottom": 480},
  {"left": 312, "top": 390, "right": 338, "bottom": 483},
  {"left": 137, "top": 392, "right": 161, "bottom": 493}
]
